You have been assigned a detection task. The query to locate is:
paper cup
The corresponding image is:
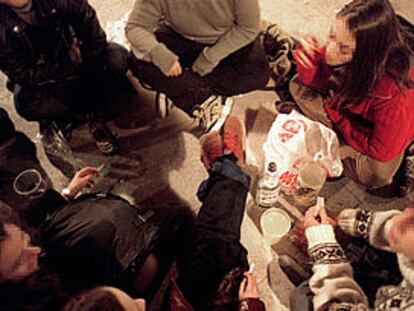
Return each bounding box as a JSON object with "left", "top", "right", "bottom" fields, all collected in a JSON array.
[{"left": 260, "top": 208, "right": 291, "bottom": 245}]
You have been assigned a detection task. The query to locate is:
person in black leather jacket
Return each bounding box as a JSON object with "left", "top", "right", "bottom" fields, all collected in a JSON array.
[{"left": 0, "top": 0, "right": 133, "bottom": 155}]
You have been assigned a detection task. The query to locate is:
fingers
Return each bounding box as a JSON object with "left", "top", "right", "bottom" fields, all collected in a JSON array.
[
  {"left": 243, "top": 272, "right": 257, "bottom": 289},
  {"left": 293, "top": 49, "right": 314, "bottom": 69},
  {"left": 238, "top": 277, "right": 247, "bottom": 296},
  {"left": 167, "top": 62, "right": 182, "bottom": 77},
  {"left": 77, "top": 167, "right": 100, "bottom": 178}
]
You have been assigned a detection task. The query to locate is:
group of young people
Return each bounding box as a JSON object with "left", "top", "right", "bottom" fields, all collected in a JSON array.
[{"left": 0, "top": 0, "right": 414, "bottom": 309}]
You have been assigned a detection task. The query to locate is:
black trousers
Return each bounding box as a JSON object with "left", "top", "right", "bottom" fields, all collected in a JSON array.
[
  {"left": 175, "top": 157, "right": 251, "bottom": 309},
  {"left": 14, "top": 43, "right": 131, "bottom": 124},
  {"left": 129, "top": 26, "right": 270, "bottom": 115}
]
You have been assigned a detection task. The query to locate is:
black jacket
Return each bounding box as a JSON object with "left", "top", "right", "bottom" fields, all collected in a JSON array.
[
  {"left": 0, "top": 0, "right": 108, "bottom": 88},
  {"left": 28, "top": 191, "right": 160, "bottom": 289}
]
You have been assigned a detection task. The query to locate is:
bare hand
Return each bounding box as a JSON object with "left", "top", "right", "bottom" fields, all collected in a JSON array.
[
  {"left": 294, "top": 36, "right": 319, "bottom": 69},
  {"left": 64, "top": 167, "right": 99, "bottom": 199},
  {"left": 304, "top": 205, "right": 335, "bottom": 228},
  {"left": 167, "top": 61, "right": 182, "bottom": 77},
  {"left": 239, "top": 272, "right": 260, "bottom": 300}
]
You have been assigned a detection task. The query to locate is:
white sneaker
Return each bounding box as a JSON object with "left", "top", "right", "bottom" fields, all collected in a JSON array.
[
  {"left": 155, "top": 92, "right": 174, "bottom": 119},
  {"left": 192, "top": 96, "right": 233, "bottom": 132}
]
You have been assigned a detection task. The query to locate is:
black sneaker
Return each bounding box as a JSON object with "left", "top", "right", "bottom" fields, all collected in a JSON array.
[
  {"left": 192, "top": 96, "right": 233, "bottom": 132},
  {"left": 155, "top": 92, "right": 174, "bottom": 119},
  {"left": 90, "top": 123, "right": 119, "bottom": 156},
  {"left": 397, "top": 154, "right": 414, "bottom": 197}
]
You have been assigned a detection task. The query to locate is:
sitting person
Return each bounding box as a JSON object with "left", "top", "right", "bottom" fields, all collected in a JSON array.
[
  {"left": 63, "top": 116, "right": 265, "bottom": 310},
  {"left": 289, "top": 204, "right": 414, "bottom": 311},
  {"left": 125, "top": 0, "right": 269, "bottom": 130},
  {"left": 287, "top": 0, "right": 414, "bottom": 193},
  {"left": 0, "top": 0, "right": 134, "bottom": 155}
]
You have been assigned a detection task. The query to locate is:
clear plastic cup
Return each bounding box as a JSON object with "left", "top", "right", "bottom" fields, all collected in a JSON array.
[
  {"left": 260, "top": 208, "right": 292, "bottom": 245},
  {"left": 13, "top": 169, "right": 46, "bottom": 199},
  {"left": 293, "top": 161, "right": 326, "bottom": 207}
]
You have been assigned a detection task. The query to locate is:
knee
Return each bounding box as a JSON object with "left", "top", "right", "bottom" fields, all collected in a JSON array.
[
  {"left": 363, "top": 170, "right": 394, "bottom": 188},
  {"left": 104, "top": 42, "right": 129, "bottom": 76}
]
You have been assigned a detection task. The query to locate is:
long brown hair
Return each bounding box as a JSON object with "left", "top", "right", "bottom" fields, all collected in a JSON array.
[{"left": 335, "top": 0, "right": 413, "bottom": 109}]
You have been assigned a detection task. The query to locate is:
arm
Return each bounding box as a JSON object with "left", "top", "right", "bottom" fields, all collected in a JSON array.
[
  {"left": 326, "top": 99, "right": 410, "bottom": 162},
  {"left": 125, "top": 0, "right": 178, "bottom": 75},
  {"left": 338, "top": 208, "right": 401, "bottom": 251},
  {"left": 66, "top": 0, "right": 108, "bottom": 67},
  {"left": 306, "top": 224, "right": 369, "bottom": 310},
  {"left": 0, "top": 39, "right": 77, "bottom": 88},
  {"left": 293, "top": 43, "right": 330, "bottom": 90},
  {"left": 192, "top": 0, "right": 260, "bottom": 76}
]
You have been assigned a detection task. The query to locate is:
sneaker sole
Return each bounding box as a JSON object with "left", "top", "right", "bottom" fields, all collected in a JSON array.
[{"left": 222, "top": 115, "right": 246, "bottom": 165}]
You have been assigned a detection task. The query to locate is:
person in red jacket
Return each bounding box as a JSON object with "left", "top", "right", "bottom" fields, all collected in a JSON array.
[{"left": 287, "top": 0, "right": 414, "bottom": 192}]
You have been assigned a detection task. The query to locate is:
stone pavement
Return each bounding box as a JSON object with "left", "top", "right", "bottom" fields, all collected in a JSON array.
[{"left": 0, "top": 0, "right": 413, "bottom": 310}]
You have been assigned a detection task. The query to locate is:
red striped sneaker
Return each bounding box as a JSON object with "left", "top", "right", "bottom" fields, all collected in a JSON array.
[
  {"left": 199, "top": 131, "right": 223, "bottom": 170},
  {"left": 222, "top": 116, "right": 245, "bottom": 166}
]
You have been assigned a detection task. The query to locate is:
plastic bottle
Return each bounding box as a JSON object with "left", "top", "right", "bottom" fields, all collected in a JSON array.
[{"left": 256, "top": 162, "right": 280, "bottom": 207}]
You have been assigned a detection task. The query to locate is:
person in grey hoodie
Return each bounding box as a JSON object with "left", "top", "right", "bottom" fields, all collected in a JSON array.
[{"left": 125, "top": 0, "right": 269, "bottom": 128}]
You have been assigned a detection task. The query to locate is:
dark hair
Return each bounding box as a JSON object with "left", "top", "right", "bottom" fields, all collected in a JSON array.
[
  {"left": 0, "top": 266, "right": 70, "bottom": 311},
  {"left": 0, "top": 108, "right": 16, "bottom": 144},
  {"left": 63, "top": 287, "right": 125, "bottom": 311},
  {"left": 335, "top": 0, "right": 413, "bottom": 109}
]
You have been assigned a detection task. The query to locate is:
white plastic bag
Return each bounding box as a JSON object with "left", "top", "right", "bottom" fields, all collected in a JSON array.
[{"left": 263, "top": 110, "right": 343, "bottom": 193}]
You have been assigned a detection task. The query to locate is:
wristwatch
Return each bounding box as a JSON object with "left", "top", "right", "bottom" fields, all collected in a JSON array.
[{"left": 61, "top": 187, "right": 72, "bottom": 200}]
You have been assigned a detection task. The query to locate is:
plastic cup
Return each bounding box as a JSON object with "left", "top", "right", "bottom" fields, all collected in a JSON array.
[
  {"left": 294, "top": 162, "right": 326, "bottom": 207},
  {"left": 13, "top": 169, "right": 46, "bottom": 199},
  {"left": 260, "top": 208, "right": 292, "bottom": 245}
]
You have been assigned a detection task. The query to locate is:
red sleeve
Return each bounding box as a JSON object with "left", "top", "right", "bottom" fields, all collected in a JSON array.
[
  {"left": 293, "top": 45, "right": 329, "bottom": 89},
  {"left": 326, "top": 97, "right": 410, "bottom": 162},
  {"left": 238, "top": 298, "right": 266, "bottom": 311}
]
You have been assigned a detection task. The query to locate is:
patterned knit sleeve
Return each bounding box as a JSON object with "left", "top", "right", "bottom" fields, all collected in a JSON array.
[
  {"left": 305, "top": 224, "right": 369, "bottom": 311},
  {"left": 338, "top": 209, "right": 401, "bottom": 251}
]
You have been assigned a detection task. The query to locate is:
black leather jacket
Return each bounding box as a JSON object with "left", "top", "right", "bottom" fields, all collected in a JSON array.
[{"left": 0, "top": 0, "right": 107, "bottom": 88}]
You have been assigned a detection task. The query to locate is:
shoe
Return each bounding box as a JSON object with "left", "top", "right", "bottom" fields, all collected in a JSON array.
[
  {"left": 275, "top": 100, "right": 300, "bottom": 114},
  {"left": 222, "top": 115, "right": 245, "bottom": 165},
  {"left": 155, "top": 92, "right": 174, "bottom": 119},
  {"left": 192, "top": 96, "right": 233, "bottom": 132},
  {"left": 278, "top": 254, "right": 311, "bottom": 286},
  {"left": 199, "top": 131, "right": 223, "bottom": 170},
  {"left": 89, "top": 122, "right": 119, "bottom": 156},
  {"left": 397, "top": 153, "right": 414, "bottom": 197}
]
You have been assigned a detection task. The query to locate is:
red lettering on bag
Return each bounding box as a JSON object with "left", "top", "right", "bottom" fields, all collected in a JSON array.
[
  {"left": 282, "top": 120, "right": 301, "bottom": 134},
  {"left": 278, "top": 132, "right": 294, "bottom": 143}
]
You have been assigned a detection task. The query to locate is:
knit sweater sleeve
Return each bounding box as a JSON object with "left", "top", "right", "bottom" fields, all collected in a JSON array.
[
  {"left": 125, "top": 0, "right": 178, "bottom": 74},
  {"left": 305, "top": 224, "right": 369, "bottom": 311},
  {"left": 338, "top": 209, "right": 401, "bottom": 251},
  {"left": 191, "top": 0, "right": 260, "bottom": 76}
]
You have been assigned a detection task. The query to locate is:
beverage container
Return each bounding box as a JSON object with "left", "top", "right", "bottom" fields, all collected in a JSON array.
[
  {"left": 13, "top": 169, "right": 47, "bottom": 199},
  {"left": 260, "top": 207, "right": 291, "bottom": 245},
  {"left": 256, "top": 162, "right": 280, "bottom": 207},
  {"left": 293, "top": 161, "right": 326, "bottom": 207}
]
